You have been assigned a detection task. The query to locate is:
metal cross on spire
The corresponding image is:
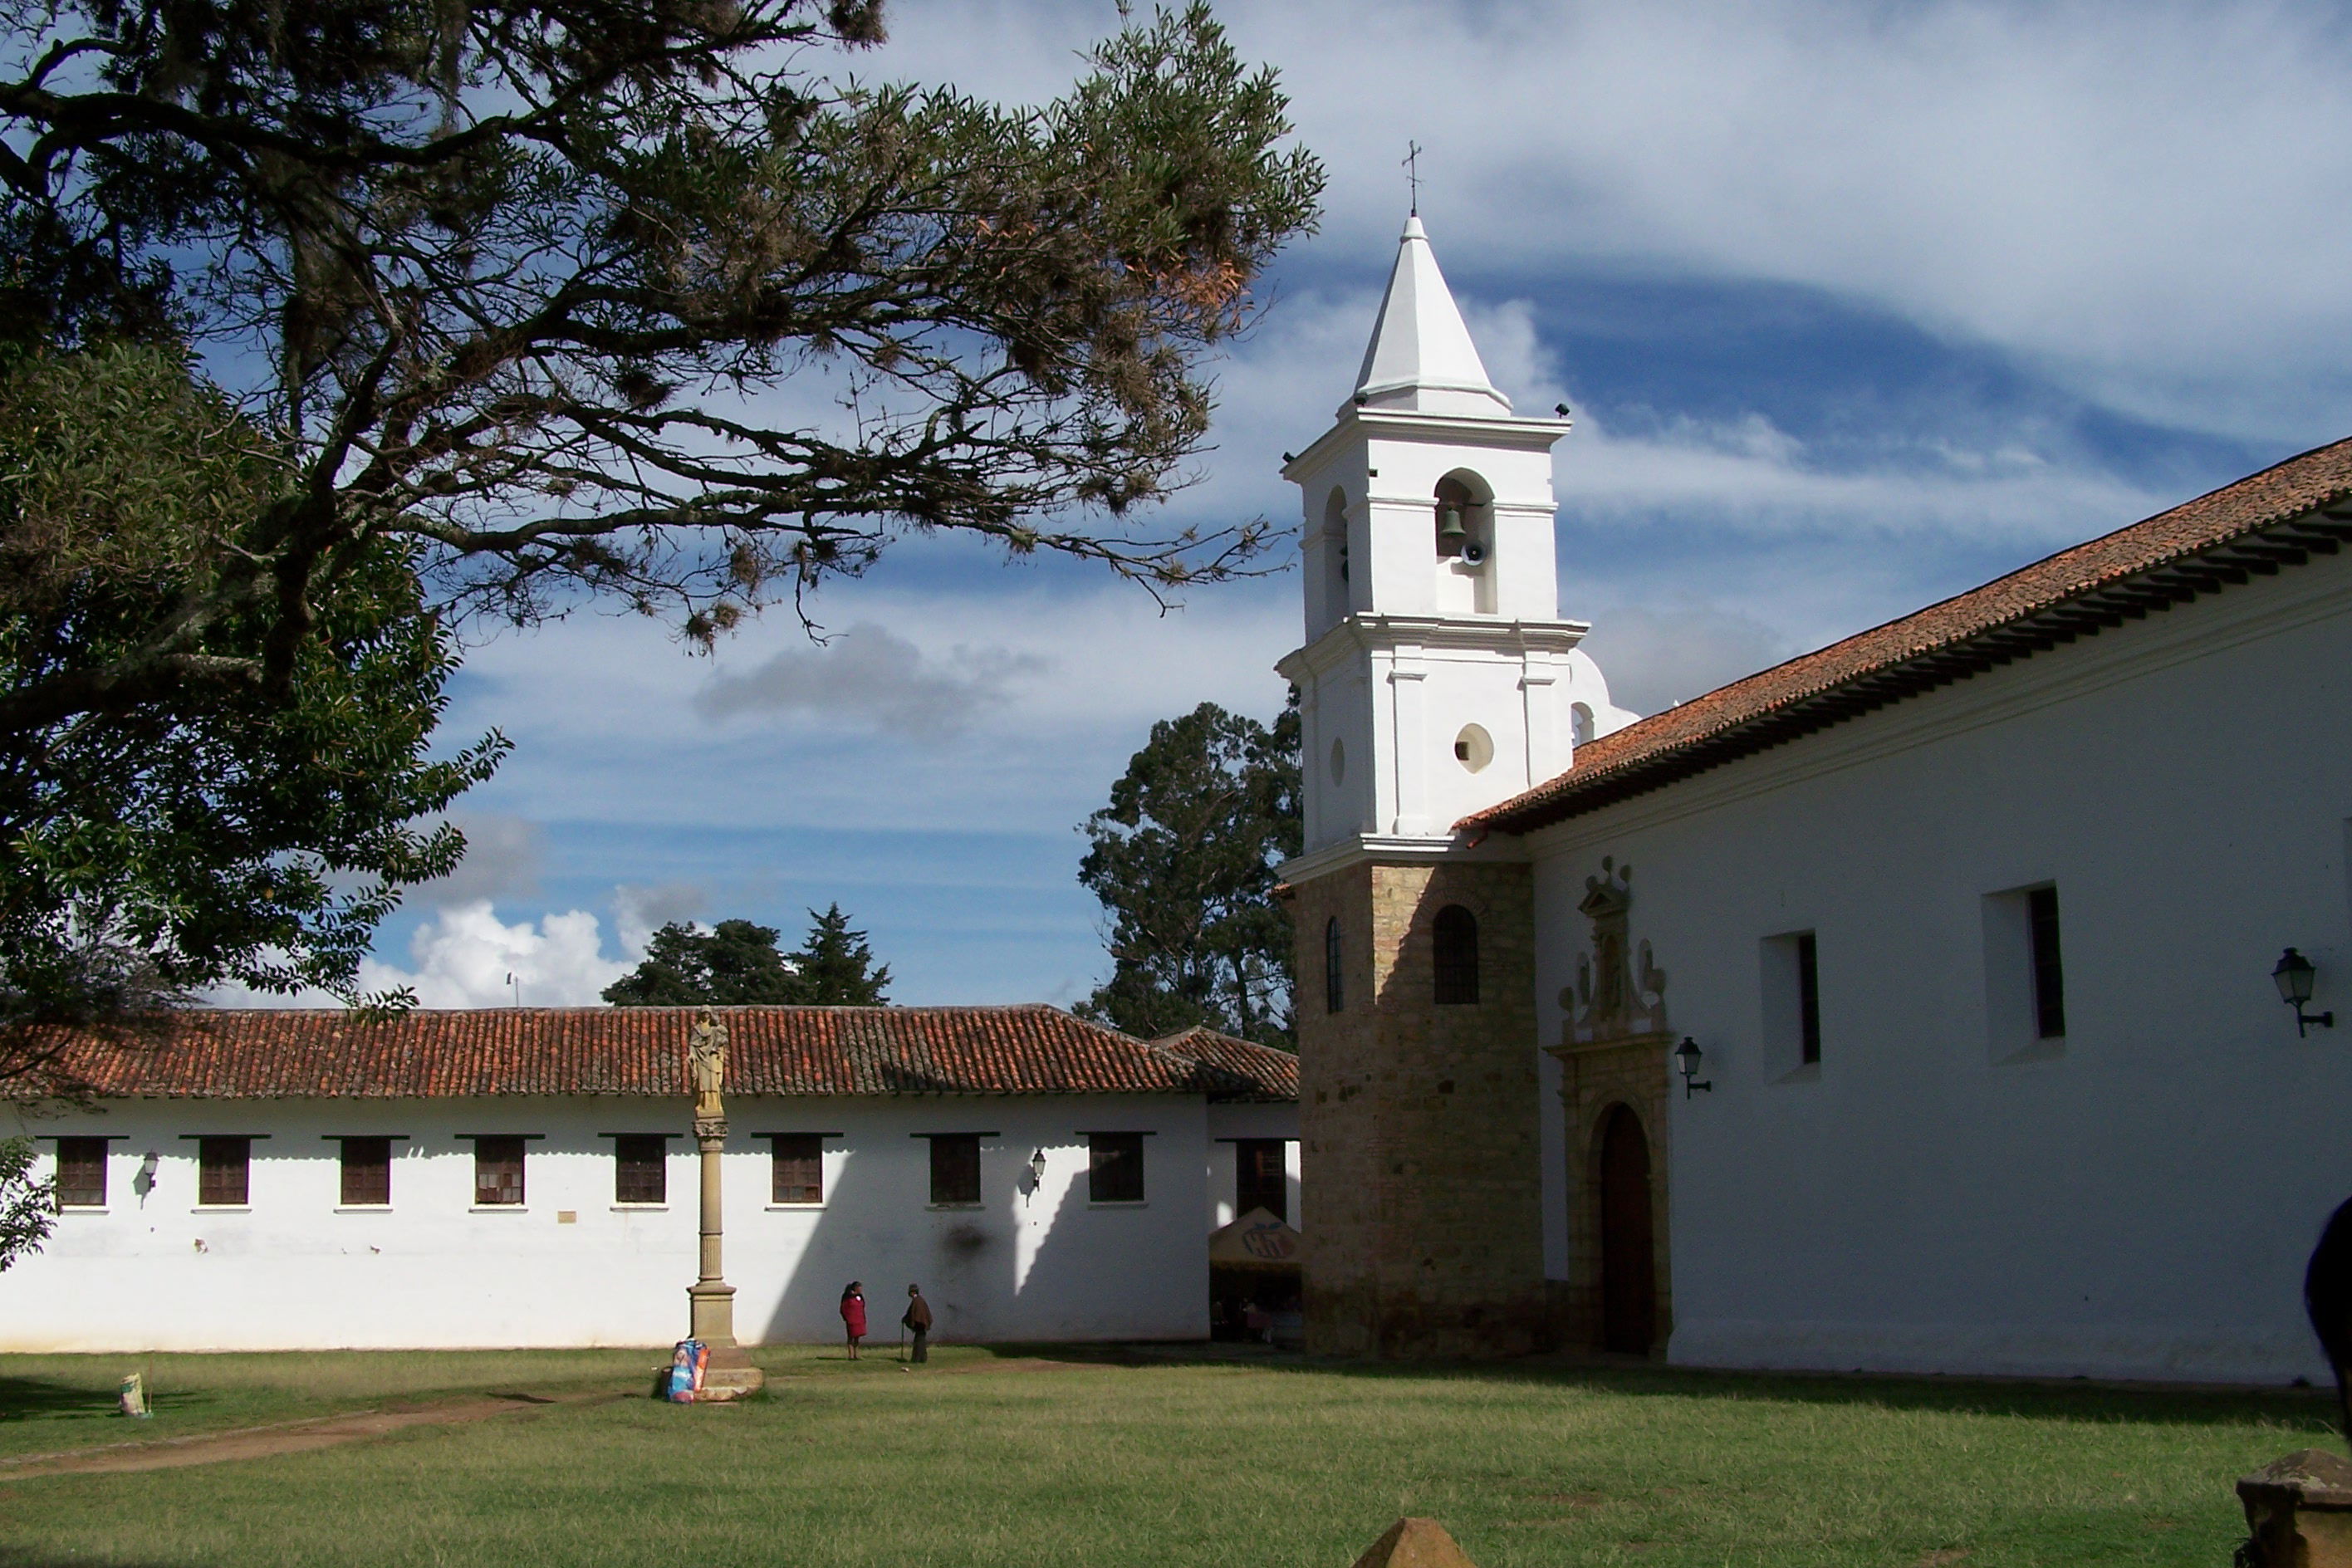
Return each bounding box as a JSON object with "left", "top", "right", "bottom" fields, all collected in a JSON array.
[{"left": 1404, "top": 141, "right": 1422, "bottom": 215}]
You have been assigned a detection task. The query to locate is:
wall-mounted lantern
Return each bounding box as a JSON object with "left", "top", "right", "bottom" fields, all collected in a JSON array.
[
  {"left": 1023, "top": 1147, "right": 1048, "bottom": 1202},
  {"left": 1673, "top": 1037, "right": 1713, "bottom": 1099},
  {"left": 2273, "top": 948, "right": 2335, "bottom": 1037}
]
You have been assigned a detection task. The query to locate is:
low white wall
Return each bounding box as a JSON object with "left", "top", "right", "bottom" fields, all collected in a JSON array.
[
  {"left": 9, "top": 1093, "right": 1214, "bottom": 1352},
  {"left": 1528, "top": 552, "right": 2352, "bottom": 1383}
]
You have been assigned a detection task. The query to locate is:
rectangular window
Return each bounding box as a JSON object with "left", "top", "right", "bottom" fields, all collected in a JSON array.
[
  {"left": 1983, "top": 883, "right": 2065, "bottom": 1062},
  {"left": 473, "top": 1136, "right": 526, "bottom": 1206},
  {"left": 1088, "top": 1133, "right": 1145, "bottom": 1203},
  {"left": 929, "top": 1134, "right": 981, "bottom": 1207},
  {"left": 339, "top": 1138, "right": 392, "bottom": 1206},
  {"left": 56, "top": 1137, "right": 107, "bottom": 1208},
  {"left": 2028, "top": 885, "right": 2066, "bottom": 1040},
  {"left": 197, "top": 1137, "right": 250, "bottom": 1207},
  {"left": 771, "top": 1134, "right": 823, "bottom": 1205},
  {"left": 613, "top": 1135, "right": 667, "bottom": 1205},
  {"left": 1235, "top": 1139, "right": 1286, "bottom": 1222},
  {"left": 1796, "top": 931, "right": 1822, "bottom": 1066},
  {"left": 1760, "top": 930, "right": 1823, "bottom": 1078}
]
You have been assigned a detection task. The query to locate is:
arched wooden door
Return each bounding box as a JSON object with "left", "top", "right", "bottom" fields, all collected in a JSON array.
[{"left": 1597, "top": 1104, "right": 1657, "bottom": 1355}]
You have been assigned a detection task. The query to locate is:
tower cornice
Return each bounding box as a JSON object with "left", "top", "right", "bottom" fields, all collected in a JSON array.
[
  {"left": 1280, "top": 406, "right": 1571, "bottom": 483},
  {"left": 1277, "top": 611, "right": 1593, "bottom": 684}
]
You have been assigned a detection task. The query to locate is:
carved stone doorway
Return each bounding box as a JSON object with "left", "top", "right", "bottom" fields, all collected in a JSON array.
[{"left": 1597, "top": 1103, "right": 1657, "bottom": 1355}]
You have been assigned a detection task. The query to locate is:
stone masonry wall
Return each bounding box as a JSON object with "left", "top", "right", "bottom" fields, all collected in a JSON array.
[{"left": 1292, "top": 858, "right": 1551, "bottom": 1357}]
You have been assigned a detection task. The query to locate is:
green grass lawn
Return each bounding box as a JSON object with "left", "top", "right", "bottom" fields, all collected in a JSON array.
[{"left": 0, "top": 1345, "right": 2330, "bottom": 1567}]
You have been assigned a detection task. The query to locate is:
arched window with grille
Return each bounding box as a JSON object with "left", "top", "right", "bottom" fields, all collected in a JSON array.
[
  {"left": 1324, "top": 916, "right": 1345, "bottom": 1013},
  {"left": 1433, "top": 904, "right": 1479, "bottom": 1006}
]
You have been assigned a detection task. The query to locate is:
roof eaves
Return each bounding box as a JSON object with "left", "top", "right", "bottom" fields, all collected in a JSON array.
[{"left": 1470, "top": 445, "right": 2352, "bottom": 835}]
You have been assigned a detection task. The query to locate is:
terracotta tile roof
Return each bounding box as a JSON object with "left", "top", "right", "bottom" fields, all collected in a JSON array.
[
  {"left": 1146, "top": 1027, "right": 1301, "bottom": 1104},
  {"left": 22, "top": 1006, "right": 1299, "bottom": 1102},
  {"left": 1472, "top": 435, "right": 2352, "bottom": 835}
]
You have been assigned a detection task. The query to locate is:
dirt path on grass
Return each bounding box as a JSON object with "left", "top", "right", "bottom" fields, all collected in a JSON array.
[{"left": 0, "top": 1389, "right": 624, "bottom": 1480}]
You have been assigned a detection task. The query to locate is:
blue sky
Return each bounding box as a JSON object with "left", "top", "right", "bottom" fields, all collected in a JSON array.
[{"left": 311, "top": 0, "right": 2352, "bottom": 1010}]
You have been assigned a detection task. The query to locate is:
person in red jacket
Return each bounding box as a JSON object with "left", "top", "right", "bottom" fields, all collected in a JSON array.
[{"left": 840, "top": 1281, "right": 868, "bottom": 1360}]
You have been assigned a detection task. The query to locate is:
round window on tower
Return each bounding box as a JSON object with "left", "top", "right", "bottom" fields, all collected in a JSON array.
[
  {"left": 1329, "top": 737, "right": 1346, "bottom": 786},
  {"left": 1453, "top": 724, "right": 1493, "bottom": 774}
]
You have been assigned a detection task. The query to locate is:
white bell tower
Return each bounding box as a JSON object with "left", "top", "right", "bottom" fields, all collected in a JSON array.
[{"left": 1277, "top": 215, "right": 1634, "bottom": 860}]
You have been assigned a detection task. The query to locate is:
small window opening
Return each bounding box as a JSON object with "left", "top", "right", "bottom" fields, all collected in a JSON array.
[
  {"left": 198, "top": 1136, "right": 250, "bottom": 1207},
  {"left": 772, "top": 1134, "right": 823, "bottom": 1204},
  {"left": 1796, "top": 932, "right": 1821, "bottom": 1066},
  {"left": 2028, "top": 885, "right": 2066, "bottom": 1039},
  {"left": 929, "top": 1134, "right": 981, "bottom": 1206},
  {"left": 613, "top": 1134, "right": 667, "bottom": 1205},
  {"left": 473, "top": 1136, "right": 526, "bottom": 1206},
  {"left": 56, "top": 1138, "right": 108, "bottom": 1208},
  {"left": 1324, "top": 917, "right": 1345, "bottom": 1014},
  {"left": 339, "top": 1137, "right": 392, "bottom": 1206},
  {"left": 1235, "top": 1139, "right": 1286, "bottom": 1222},
  {"left": 1088, "top": 1133, "right": 1145, "bottom": 1203},
  {"left": 1433, "top": 904, "right": 1480, "bottom": 1006}
]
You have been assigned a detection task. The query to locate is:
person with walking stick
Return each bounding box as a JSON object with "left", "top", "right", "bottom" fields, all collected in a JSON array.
[{"left": 903, "top": 1283, "right": 933, "bottom": 1365}]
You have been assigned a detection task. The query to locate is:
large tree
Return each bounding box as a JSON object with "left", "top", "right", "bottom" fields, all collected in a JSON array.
[
  {"left": 0, "top": 339, "right": 502, "bottom": 1027},
  {"left": 0, "top": 0, "right": 1323, "bottom": 742},
  {"left": 1076, "top": 698, "right": 1299, "bottom": 1048}
]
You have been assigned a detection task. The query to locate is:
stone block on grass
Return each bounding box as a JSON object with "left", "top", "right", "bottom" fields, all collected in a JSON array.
[{"left": 1350, "top": 1517, "right": 1477, "bottom": 1568}]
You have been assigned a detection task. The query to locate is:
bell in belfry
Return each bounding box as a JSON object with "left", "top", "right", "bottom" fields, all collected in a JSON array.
[{"left": 1436, "top": 502, "right": 1467, "bottom": 551}]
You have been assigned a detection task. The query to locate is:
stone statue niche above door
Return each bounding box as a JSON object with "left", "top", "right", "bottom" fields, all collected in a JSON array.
[{"left": 1565, "top": 858, "right": 1669, "bottom": 1046}]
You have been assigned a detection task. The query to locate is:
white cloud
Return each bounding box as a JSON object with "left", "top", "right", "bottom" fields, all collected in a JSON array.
[
  {"left": 359, "top": 902, "right": 627, "bottom": 1008},
  {"left": 1575, "top": 603, "right": 1798, "bottom": 716},
  {"left": 408, "top": 814, "right": 544, "bottom": 908},
  {"left": 696, "top": 622, "right": 1047, "bottom": 737},
  {"left": 875, "top": 0, "right": 2352, "bottom": 443},
  {"left": 614, "top": 883, "right": 707, "bottom": 958}
]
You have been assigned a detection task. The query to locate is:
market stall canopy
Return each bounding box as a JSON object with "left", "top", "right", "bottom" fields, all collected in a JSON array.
[{"left": 1210, "top": 1208, "right": 1301, "bottom": 1269}]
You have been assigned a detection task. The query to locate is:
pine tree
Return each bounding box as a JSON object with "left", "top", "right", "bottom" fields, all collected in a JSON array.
[{"left": 789, "top": 905, "right": 892, "bottom": 1006}]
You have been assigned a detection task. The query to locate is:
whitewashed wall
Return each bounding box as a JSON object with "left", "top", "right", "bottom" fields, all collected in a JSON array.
[
  {"left": 8, "top": 1093, "right": 1216, "bottom": 1351},
  {"left": 1526, "top": 551, "right": 2352, "bottom": 1383}
]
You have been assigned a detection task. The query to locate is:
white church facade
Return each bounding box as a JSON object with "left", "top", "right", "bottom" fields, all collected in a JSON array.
[
  {"left": 1283, "top": 213, "right": 2352, "bottom": 1383},
  {"left": 12, "top": 1007, "right": 1298, "bottom": 1351}
]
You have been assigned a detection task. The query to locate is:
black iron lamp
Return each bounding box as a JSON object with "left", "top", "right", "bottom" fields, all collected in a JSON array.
[
  {"left": 2273, "top": 948, "right": 2335, "bottom": 1037},
  {"left": 1673, "top": 1036, "right": 1713, "bottom": 1099}
]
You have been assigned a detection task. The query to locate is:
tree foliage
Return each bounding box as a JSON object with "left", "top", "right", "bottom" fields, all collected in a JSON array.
[
  {"left": 604, "top": 904, "right": 890, "bottom": 1007},
  {"left": 0, "top": 341, "right": 502, "bottom": 1027},
  {"left": 0, "top": 1137, "right": 52, "bottom": 1272},
  {"left": 1076, "top": 698, "right": 1299, "bottom": 1048},
  {"left": 0, "top": 0, "right": 1325, "bottom": 745}
]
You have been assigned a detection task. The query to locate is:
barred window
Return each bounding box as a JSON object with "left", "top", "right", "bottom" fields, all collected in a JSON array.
[
  {"left": 56, "top": 1138, "right": 107, "bottom": 1208},
  {"left": 1324, "top": 917, "right": 1345, "bottom": 1014},
  {"left": 1088, "top": 1133, "right": 1145, "bottom": 1203},
  {"left": 771, "top": 1134, "right": 822, "bottom": 1204},
  {"left": 198, "top": 1137, "right": 250, "bottom": 1207},
  {"left": 613, "top": 1135, "right": 667, "bottom": 1205},
  {"left": 929, "top": 1134, "right": 980, "bottom": 1206},
  {"left": 1433, "top": 904, "right": 1479, "bottom": 1006},
  {"left": 339, "top": 1138, "right": 392, "bottom": 1206},
  {"left": 473, "top": 1136, "right": 526, "bottom": 1206}
]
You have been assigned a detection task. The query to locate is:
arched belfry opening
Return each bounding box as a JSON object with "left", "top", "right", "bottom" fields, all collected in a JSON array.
[
  {"left": 1433, "top": 471, "right": 1495, "bottom": 614},
  {"left": 1321, "top": 487, "right": 1350, "bottom": 621}
]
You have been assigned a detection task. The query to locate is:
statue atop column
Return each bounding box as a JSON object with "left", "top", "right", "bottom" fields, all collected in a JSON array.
[{"left": 688, "top": 1006, "right": 728, "bottom": 1129}]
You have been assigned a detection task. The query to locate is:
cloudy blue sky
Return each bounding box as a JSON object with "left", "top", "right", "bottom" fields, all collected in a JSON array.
[{"left": 328, "top": 0, "right": 2352, "bottom": 1010}]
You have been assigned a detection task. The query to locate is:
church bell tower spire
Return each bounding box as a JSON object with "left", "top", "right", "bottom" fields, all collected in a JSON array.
[{"left": 1277, "top": 215, "right": 1632, "bottom": 860}]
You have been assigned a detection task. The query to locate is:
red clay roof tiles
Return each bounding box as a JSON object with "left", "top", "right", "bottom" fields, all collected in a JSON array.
[
  {"left": 27, "top": 1006, "right": 1299, "bottom": 1102},
  {"left": 1472, "top": 435, "right": 2352, "bottom": 835},
  {"left": 1147, "top": 1027, "right": 1300, "bottom": 1104}
]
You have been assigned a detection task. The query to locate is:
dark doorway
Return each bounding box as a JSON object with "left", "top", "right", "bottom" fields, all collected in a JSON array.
[{"left": 1597, "top": 1104, "right": 1657, "bottom": 1355}]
